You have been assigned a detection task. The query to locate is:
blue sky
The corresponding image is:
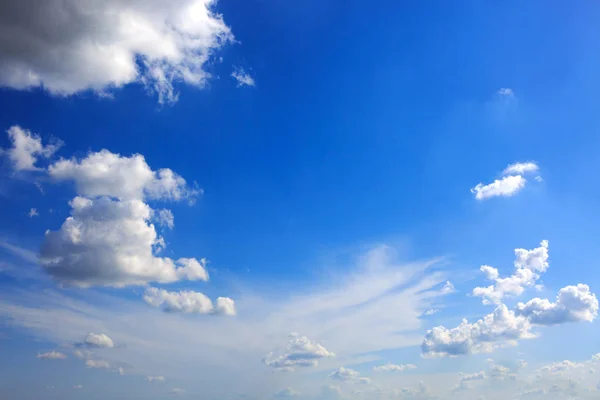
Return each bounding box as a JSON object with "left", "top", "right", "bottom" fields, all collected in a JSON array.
[{"left": 1, "top": 1, "right": 600, "bottom": 399}]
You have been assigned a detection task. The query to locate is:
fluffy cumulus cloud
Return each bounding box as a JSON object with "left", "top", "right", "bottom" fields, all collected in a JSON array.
[
  {"left": 143, "top": 287, "right": 236, "bottom": 316},
  {"left": 470, "top": 175, "right": 526, "bottom": 200},
  {"left": 155, "top": 209, "right": 175, "bottom": 229},
  {"left": 472, "top": 241, "right": 549, "bottom": 305},
  {"left": 82, "top": 333, "right": 114, "bottom": 348},
  {"left": 516, "top": 284, "right": 598, "bottom": 325},
  {"left": 460, "top": 371, "right": 486, "bottom": 382},
  {"left": 373, "top": 363, "right": 417, "bottom": 372},
  {"left": 538, "top": 360, "right": 583, "bottom": 374},
  {"left": 36, "top": 351, "right": 67, "bottom": 360},
  {"left": 39, "top": 149, "right": 209, "bottom": 287},
  {"left": 263, "top": 333, "right": 335, "bottom": 371},
  {"left": 329, "top": 367, "right": 360, "bottom": 381},
  {"left": 421, "top": 304, "right": 535, "bottom": 357},
  {"left": 0, "top": 0, "right": 234, "bottom": 103},
  {"left": 471, "top": 161, "right": 540, "bottom": 200},
  {"left": 2, "top": 125, "right": 62, "bottom": 171}
]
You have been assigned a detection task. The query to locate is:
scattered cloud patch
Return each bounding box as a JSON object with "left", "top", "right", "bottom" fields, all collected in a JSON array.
[
  {"left": 143, "top": 288, "right": 236, "bottom": 315},
  {"left": 421, "top": 304, "right": 535, "bottom": 357},
  {"left": 0, "top": 0, "right": 234, "bottom": 103},
  {"left": 86, "top": 359, "right": 111, "bottom": 369},
  {"left": 538, "top": 360, "right": 583, "bottom": 374},
  {"left": 2, "top": 125, "right": 62, "bottom": 171},
  {"left": 441, "top": 281, "right": 455, "bottom": 294},
  {"left": 146, "top": 376, "right": 166, "bottom": 382},
  {"left": 502, "top": 162, "right": 539, "bottom": 176},
  {"left": 329, "top": 367, "right": 360, "bottom": 381},
  {"left": 28, "top": 208, "right": 38, "bottom": 217},
  {"left": 73, "top": 385, "right": 83, "bottom": 389},
  {"left": 274, "top": 387, "right": 300, "bottom": 398},
  {"left": 516, "top": 284, "right": 598, "bottom": 325},
  {"left": 460, "top": 371, "right": 486, "bottom": 382},
  {"left": 36, "top": 351, "right": 67, "bottom": 360},
  {"left": 231, "top": 67, "right": 255, "bottom": 87},
  {"left": 422, "top": 309, "right": 439, "bottom": 316},
  {"left": 155, "top": 209, "right": 175, "bottom": 229},
  {"left": 497, "top": 88, "right": 515, "bottom": 97},
  {"left": 81, "top": 333, "right": 114, "bottom": 348},
  {"left": 170, "top": 388, "right": 186, "bottom": 395},
  {"left": 263, "top": 333, "right": 335, "bottom": 371},
  {"left": 373, "top": 363, "right": 416, "bottom": 372},
  {"left": 472, "top": 241, "right": 549, "bottom": 305}
]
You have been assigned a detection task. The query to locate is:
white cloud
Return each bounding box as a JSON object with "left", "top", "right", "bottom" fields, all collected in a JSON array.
[
  {"left": 155, "top": 209, "right": 175, "bottom": 229},
  {"left": 422, "top": 309, "right": 438, "bottom": 316},
  {"left": 86, "top": 359, "right": 111, "bottom": 369},
  {"left": 170, "top": 388, "right": 186, "bottom": 395},
  {"left": 36, "top": 351, "right": 67, "bottom": 360},
  {"left": 28, "top": 208, "right": 38, "bottom": 217},
  {"left": 503, "top": 162, "right": 539, "bottom": 176},
  {"left": 274, "top": 387, "right": 300, "bottom": 398},
  {"left": 3, "top": 125, "right": 62, "bottom": 171},
  {"left": 538, "top": 360, "right": 583, "bottom": 374},
  {"left": 472, "top": 241, "right": 549, "bottom": 305},
  {"left": 421, "top": 304, "right": 535, "bottom": 357},
  {"left": 460, "top": 371, "right": 486, "bottom": 382},
  {"left": 321, "top": 385, "right": 343, "bottom": 399},
  {"left": 373, "top": 363, "right": 416, "bottom": 372},
  {"left": 73, "top": 349, "right": 92, "bottom": 360},
  {"left": 231, "top": 67, "right": 255, "bottom": 87},
  {"left": 516, "top": 284, "right": 599, "bottom": 325},
  {"left": 497, "top": 88, "right": 515, "bottom": 97},
  {"left": 146, "top": 376, "right": 166, "bottom": 382},
  {"left": 592, "top": 353, "right": 600, "bottom": 361},
  {"left": 73, "top": 385, "right": 83, "bottom": 389},
  {"left": 40, "top": 196, "right": 206, "bottom": 287},
  {"left": 471, "top": 175, "right": 526, "bottom": 200},
  {"left": 48, "top": 150, "right": 198, "bottom": 202},
  {"left": 263, "top": 333, "right": 335, "bottom": 371},
  {"left": 0, "top": 0, "right": 234, "bottom": 103},
  {"left": 329, "top": 367, "right": 360, "bottom": 381},
  {"left": 441, "top": 281, "right": 455, "bottom": 294},
  {"left": 82, "top": 333, "right": 114, "bottom": 348},
  {"left": 143, "top": 287, "right": 236, "bottom": 316}
]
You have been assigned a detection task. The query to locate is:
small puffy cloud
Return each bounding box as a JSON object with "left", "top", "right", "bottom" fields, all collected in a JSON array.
[
  {"left": 373, "top": 363, "right": 416, "bottom": 372},
  {"left": 73, "top": 385, "right": 83, "bottom": 389},
  {"left": 146, "top": 376, "right": 166, "bottom": 382},
  {"left": 421, "top": 304, "right": 534, "bottom": 357},
  {"left": 231, "top": 67, "right": 255, "bottom": 87},
  {"left": 263, "top": 333, "right": 335, "bottom": 371},
  {"left": 422, "top": 309, "right": 439, "bottom": 316},
  {"left": 472, "top": 241, "right": 549, "bottom": 305},
  {"left": 441, "top": 281, "right": 455, "bottom": 294},
  {"left": 155, "top": 209, "right": 175, "bottom": 229},
  {"left": 592, "top": 353, "right": 600, "bottom": 361},
  {"left": 274, "top": 387, "right": 300, "bottom": 398},
  {"left": 460, "top": 371, "right": 486, "bottom": 382},
  {"left": 497, "top": 88, "right": 514, "bottom": 97},
  {"left": 28, "top": 208, "right": 38, "bottom": 217},
  {"left": 330, "top": 367, "right": 360, "bottom": 381},
  {"left": 82, "top": 333, "right": 114, "bottom": 348},
  {"left": 516, "top": 284, "right": 598, "bottom": 325},
  {"left": 143, "top": 288, "right": 236, "bottom": 316},
  {"left": 471, "top": 175, "right": 526, "bottom": 200},
  {"left": 488, "top": 364, "right": 516, "bottom": 380},
  {"left": 36, "top": 351, "right": 67, "bottom": 360},
  {"left": 0, "top": 0, "right": 234, "bottom": 103},
  {"left": 356, "top": 377, "right": 371, "bottom": 385},
  {"left": 170, "top": 388, "right": 186, "bottom": 395},
  {"left": 2, "top": 125, "right": 62, "bottom": 171},
  {"left": 503, "top": 162, "right": 539, "bottom": 176},
  {"left": 86, "top": 359, "right": 111, "bottom": 369}
]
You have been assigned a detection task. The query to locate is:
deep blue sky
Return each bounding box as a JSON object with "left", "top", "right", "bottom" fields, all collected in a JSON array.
[{"left": 1, "top": 1, "right": 600, "bottom": 399}]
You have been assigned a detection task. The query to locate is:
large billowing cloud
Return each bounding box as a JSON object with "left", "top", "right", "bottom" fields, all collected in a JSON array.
[
  {"left": 40, "top": 149, "right": 207, "bottom": 287},
  {"left": 0, "top": 0, "right": 233, "bottom": 103},
  {"left": 516, "top": 284, "right": 598, "bottom": 325},
  {"left": 421, "top": 304, "right": 535, "bottom": 357},
  {"left": 472, "top": 241, "right": 549, "bottom": 305}
]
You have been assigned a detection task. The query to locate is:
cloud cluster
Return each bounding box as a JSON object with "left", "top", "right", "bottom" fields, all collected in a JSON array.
[
  {"left": 516, "top": 284, "right": 598, "bottom": 325},
  {"left": 2, "top": 125, "right": 62, "bottom": 171},
  {"left": 39, "top": 149, "right": 209, "bottom": 288},
  {"left": 263, "top": 333, "right": 335, "bottom": 371},
  {"left": 143, "top": 288, "right": 236, "bottom": 315},
  {"left": 0, "top": 0, "right": 234, "bottom": 103},
  {"left": 471, "top": 161, "right": 540, "bottom": 200},
  {"left": 421, "top": 304, "right": 534, "bottom": 357},
  {"left": 472, "top": 241, "right": 549, "bottom": 305}
]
